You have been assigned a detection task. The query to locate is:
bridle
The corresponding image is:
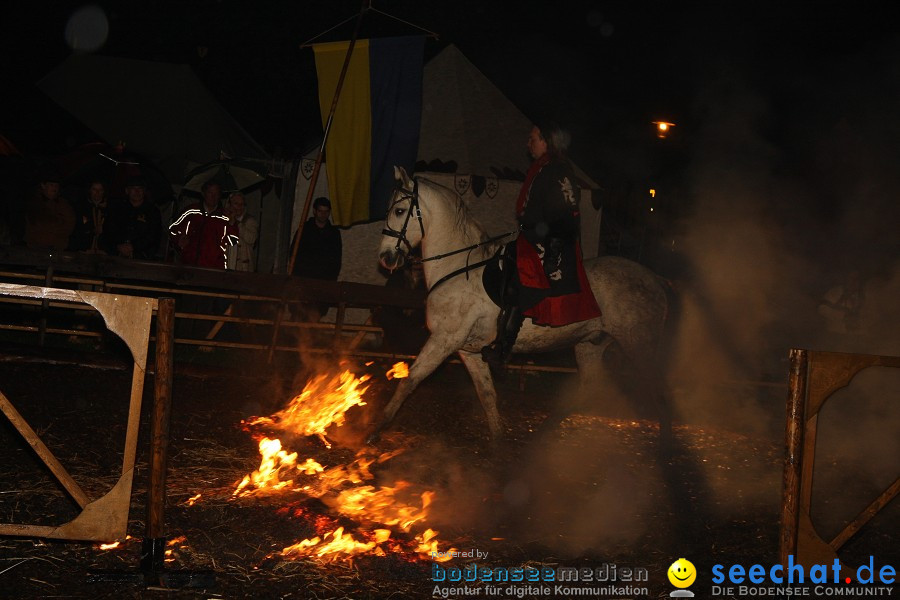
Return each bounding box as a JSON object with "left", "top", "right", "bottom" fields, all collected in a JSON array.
[
  {"left": 381, "top": 178, "right": 424, "bottom": 258},
  {"left": 381, "top": 177, "right": 517, "bottom": 294}
]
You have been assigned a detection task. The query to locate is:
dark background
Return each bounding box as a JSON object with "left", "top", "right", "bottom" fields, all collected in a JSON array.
[
  {"left": 3, "top": 2, "right": 896, "bottom": 173},
  {"left": 3, "top": 1, "right": 899, "bottom": 280}
]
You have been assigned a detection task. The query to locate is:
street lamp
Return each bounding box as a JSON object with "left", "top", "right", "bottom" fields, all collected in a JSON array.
[{"left": 652, "top": 121, "right": 675, "bottom": 139}]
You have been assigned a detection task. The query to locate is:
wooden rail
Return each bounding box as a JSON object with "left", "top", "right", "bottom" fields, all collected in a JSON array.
[{"left": 0, "top": 246, "right": 423, "bottom": 359}]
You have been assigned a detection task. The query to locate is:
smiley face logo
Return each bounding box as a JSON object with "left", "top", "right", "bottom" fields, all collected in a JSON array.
[{"left": 668, "top": 558, "right": 696, "bottom": 588}]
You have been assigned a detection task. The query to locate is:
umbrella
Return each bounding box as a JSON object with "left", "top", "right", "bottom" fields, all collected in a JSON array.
[
  {"left": 182, "top": 158, "right": 268, "bottom": 196},
  {"left": 38, "top": 54, "right": 268, "bottom": 184},
  {"left": 58, "top": 142, "right": 174, "bottom": 205}
]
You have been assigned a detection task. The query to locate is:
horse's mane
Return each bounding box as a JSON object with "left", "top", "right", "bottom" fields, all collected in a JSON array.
[{"left": 417, "top": 177, "right": 504, "bottom": 254}]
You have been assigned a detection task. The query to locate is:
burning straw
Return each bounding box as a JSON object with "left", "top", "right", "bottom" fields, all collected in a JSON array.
[{"left": 216, "top": 363, "right": 456, "bottom": 563}]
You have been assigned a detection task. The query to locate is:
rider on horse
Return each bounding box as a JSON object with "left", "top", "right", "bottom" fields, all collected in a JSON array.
[{"left": 481, "top": 121, "right": 602, "bottom": 366}]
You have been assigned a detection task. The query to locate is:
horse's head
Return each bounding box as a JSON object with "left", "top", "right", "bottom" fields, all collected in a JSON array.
[{"left": 379, "top": 166, "right": 423, "bottom": 271}]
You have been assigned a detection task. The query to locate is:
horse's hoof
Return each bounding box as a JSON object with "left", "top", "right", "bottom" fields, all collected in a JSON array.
[{"left": 365, "top": 429, "right": 383, "bottom": 446}]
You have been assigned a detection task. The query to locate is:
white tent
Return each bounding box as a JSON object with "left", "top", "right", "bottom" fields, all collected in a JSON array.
[{"left": 290, "top": 44, "right": 602, "bottom": 288}]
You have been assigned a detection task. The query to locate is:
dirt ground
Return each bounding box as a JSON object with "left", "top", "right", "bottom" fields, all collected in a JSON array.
[{"left": 0, "top": 345, "right": 896, "bottom": 599}]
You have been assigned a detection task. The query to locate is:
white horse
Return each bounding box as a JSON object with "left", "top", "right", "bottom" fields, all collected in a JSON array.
[{"left": 373, "top": 167, "right": 671, "bottom": 441}]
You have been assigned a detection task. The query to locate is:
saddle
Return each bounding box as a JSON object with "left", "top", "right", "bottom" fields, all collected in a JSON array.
[{"left": 481, "top": 242, "right": 518, "bottom": 308}]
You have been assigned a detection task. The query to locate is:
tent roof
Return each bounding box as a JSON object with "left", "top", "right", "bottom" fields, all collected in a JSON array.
[
  {"left": 418, "top": 45, "right": 598, "bottom": 188},
  {"left": 38, "top": 54, "right": 268, "bottom": 183}
]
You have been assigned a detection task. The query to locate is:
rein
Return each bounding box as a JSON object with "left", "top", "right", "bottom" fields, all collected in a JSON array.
[
  {"left": 422, "top": 230, "right": 516, "bottom": 295},
  {"left": 382, "top": 177, "right": 516, "bottom": 293},
  {"left": 426, "top": 257, "right": 494, "bottom": 295},
  {"left": 418, "top": 230, "right": 517, "bottom": 264}
]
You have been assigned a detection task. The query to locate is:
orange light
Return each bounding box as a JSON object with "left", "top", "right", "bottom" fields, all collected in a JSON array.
[
  {"left": 649, "top": 189, "right": 656, "bottom": 198},
  {"left": 652, "top": 121, "right": 675, "bottom": 139}
]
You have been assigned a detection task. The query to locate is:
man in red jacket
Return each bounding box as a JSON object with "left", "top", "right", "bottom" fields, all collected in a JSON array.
[{"left": 169, "top": 181, "right": 238, "bottom": 269}]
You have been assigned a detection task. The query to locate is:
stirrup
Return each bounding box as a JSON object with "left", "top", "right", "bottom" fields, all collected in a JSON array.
[{"left": 480, "top": 341, "right": 509, "bottom": 367}]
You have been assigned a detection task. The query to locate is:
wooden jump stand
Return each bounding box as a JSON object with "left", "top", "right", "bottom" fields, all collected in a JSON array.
[
  {"left": 780, "top": 348, "right": 900, "bottom": 575},
  {"left": 0, "top": 287, "right": 209, "bottom": 587}
]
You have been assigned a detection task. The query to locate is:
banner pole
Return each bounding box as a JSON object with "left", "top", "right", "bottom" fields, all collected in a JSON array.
[
  {"left": 288, "top": 0, "right": 368, "bottom": 275},
  {"left": 269, "top": 0, "right": 368, "bottom": 364}
]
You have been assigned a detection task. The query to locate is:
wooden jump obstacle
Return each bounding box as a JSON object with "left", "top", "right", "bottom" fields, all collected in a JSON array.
[
  {"left": 0, "top": 285, "right": 185, "bottom": 584},
  {"left": 780, "top": 348, "right": 900, "bottom": 574}
]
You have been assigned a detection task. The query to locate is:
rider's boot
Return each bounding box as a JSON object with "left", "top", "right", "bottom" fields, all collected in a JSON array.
[
  {"left": 481, "top": 244, "right": 520, "bottom": 367},
  {"left": 481, "top": 304, "right": 524, "bottom": 367}
]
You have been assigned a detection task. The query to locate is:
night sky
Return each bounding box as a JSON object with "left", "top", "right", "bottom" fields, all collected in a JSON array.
[
  {"left": 4, "top": 2, "right": 896, "bottom": 172},
  {"left": 3, "top": 0, "right": 900, "bottom": 273}
]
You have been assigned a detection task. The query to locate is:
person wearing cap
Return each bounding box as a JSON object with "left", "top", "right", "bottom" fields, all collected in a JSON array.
[
  {"left": 101, "top": 176, "right": 162, "bottom": 259},
  {"left": 481, "top": 121, "right": 601, "bottom": 366},
  {"left": 24, "top": 167, "right": 76, "bottom": 251},
  {"left": 292, "top": 196, "right": 342, "bottom": 281},
  {"left": 169, "top": 180, "right": 238, "bottom": 269}
]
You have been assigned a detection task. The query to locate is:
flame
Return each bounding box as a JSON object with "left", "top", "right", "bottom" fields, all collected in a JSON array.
[
  {"left": 97, "top": 534, "right": 133, "bottom": 551},
  {"left": 185, "top": 493, "right": 202, "bottom": 506},
  {"left": 415, "top": 528, "right": 456, "bottom": 562},
  {"left": 386, "top": 361, "right": 409, "bottom": 379},
  {"left": 282, "top": 527, "right": 394, "bottom": 560},
  {"left": 329, "top": 484, "right": 431, "bottom": 531},
  {"left": 164, "top": 535, "right": 189, "bottom": 564},
  {"left": 233, "top": 437, "right": 307, "bottom": 497},
  {"left": 228, "top": 365, "right": 458, "bottom": 563},
  {"left": 245, "top": 370, "right": 369, "bottom": 445}
]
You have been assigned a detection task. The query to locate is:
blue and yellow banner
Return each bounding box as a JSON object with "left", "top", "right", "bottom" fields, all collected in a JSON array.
[{"left": 313, "top": 36, "right": 424, "bottom": 226}]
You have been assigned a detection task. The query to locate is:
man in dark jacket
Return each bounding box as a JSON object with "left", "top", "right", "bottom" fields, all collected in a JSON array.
[
  {"left": 24, "top": 167, "right": 76, "bottom": 251},
  {"left": 291, "top": 197, "right": 342, "bottom": 320},
  {"left": 68, "top": 179, "right": 108, "bottom": 253},
  {"left": 292, "top": 197, "right": 342, "bottom": 280},
  {"left": 102, "top": 177, "right": 162, "bottom": 259}
]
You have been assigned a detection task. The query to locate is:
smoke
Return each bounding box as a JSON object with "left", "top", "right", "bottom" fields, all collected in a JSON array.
[
  {"left": 661, "top": 36, "right": 900, "bottom": 523},
  {"left": 812, "top": 367, "right": 900, "bottom": 541}
]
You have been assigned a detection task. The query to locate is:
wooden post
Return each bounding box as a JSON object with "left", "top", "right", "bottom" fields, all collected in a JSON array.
[
  {"left": 779, "top": 348, "right": 807, "bottom": 566},
  {"left": 38, "top": 263, "right": 53, "bottom": 346},
  {"left": 141, "top": 297, "right": 175, "bottom": 581},
  {"left": 333, "top": 302, "right": 346, "bottom": 350}
]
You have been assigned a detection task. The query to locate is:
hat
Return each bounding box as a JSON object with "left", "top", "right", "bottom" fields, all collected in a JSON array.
[{"left": 125, "top": 176, "right": 147, "bottom": 188}]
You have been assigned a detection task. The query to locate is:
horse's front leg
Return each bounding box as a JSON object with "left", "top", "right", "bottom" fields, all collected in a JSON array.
[
  {"left": 367, "top": 334, "right": 458, "bottom": 443},
  {"left": 457, "top": 350, "right": 502, "bottom": 439}
]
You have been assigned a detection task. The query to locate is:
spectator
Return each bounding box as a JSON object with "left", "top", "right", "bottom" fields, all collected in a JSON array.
[
  {"left": 224, "top": 192, "right": 259, "bottom": 272},
  {"left": 292, "top": 196, "right": 342, "bottom": 280},
  {"left": 68, "top": 179, "right": 108, "bottom": 253},
  {"left": 291, "top": 196, "right": 342, "bottom": 319},
  {"left": 24, "top": 167, "right": 76, "bottom": 251},
  {"left": 102, "top": 176, "right": 162, "bottom": 259},
  {"left": 169, "top": 181, "right": 237, "bottom": 269}
]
